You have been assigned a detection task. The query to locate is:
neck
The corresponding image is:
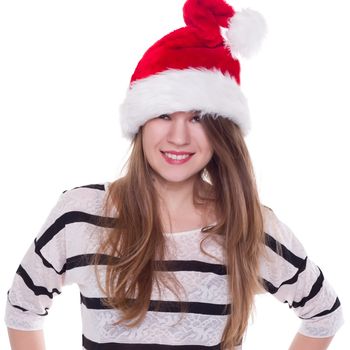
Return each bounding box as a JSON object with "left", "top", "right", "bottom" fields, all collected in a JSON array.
[
  {"left": 152, "top": 174, "right": 216, "bottom": 232},
  {"left": 153, "top": 176, "right": 196, "bottom": 214}
]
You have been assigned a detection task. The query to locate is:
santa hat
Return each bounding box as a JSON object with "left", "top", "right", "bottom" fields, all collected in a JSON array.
[{"left": 120, "top": 0, "right": 267, "bottom": 139}]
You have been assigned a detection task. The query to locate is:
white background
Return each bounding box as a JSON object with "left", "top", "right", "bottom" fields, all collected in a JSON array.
[{"left": 0, "top": 0, "right": 349, "bottom": 348}]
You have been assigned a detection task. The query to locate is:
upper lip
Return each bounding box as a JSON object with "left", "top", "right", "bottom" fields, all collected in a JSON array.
[{"left": 161, "top": 150, "right": 195, "bottom": 155}]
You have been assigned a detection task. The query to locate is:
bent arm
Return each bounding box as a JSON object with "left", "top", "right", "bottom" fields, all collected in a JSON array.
[
  {"left": 261, "top": 208, "right": 344, "bottom": 348},
  {"left": 7, "top": 328, "right": 45, "bottom": 350},
  {"left": 289, "top": 333, "right": 333, "bottom": 350},
  {"left": 5, "top": 192, "right": 71, "bottom": 348}
]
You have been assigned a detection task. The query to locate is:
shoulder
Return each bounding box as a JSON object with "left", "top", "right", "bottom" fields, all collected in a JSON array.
[
  {"left": 25, "top": 182, "right": 113, "bottom": 264},
  {"left": 259, "top": 205, "right": 310, "bottom": 288},
  {"left": 259, "top": 205, "right": 309, "bottom": 290},
  {"left": 260, "top": 205, "right": 306, "bottom": 258},
  {"left": 258, "top": 206, "right": 306, "bottom": 292},
  {"left": 58, "top": 181, "right": 111, "bottom": 215}
]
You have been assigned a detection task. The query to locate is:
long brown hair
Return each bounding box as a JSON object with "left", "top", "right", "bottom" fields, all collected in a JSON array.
[{"left": 94, "top": 114, "right": 265, "bottom": 348}]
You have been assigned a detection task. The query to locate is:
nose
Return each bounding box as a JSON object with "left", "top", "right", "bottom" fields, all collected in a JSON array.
[{"left": 166, "top": 118, "right": 191, "bottom": 146}]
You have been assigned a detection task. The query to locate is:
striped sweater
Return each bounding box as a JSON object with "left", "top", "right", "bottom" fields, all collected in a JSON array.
[{"left": 5, "top": 182, "right": 344, "bottom": 349}]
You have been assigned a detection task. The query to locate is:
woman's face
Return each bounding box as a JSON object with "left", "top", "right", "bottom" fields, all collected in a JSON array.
[{"left": 142, "top": 111, "right": 214, "bottom": 186}]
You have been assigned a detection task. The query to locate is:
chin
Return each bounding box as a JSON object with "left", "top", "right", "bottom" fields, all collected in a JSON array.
[{"left": 154, "top": 171, "right": 199, "bottom": 184}]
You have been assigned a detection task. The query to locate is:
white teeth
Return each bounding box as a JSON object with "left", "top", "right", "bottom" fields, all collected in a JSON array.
[{"left": 164, "top": 152, "right": 190, "bottom": 160}]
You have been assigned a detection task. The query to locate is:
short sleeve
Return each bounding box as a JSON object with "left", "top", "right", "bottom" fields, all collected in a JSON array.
[
  {"left": 5, "top": 190, "right": 72, "bottom": 330},
  {"left": 259, "top": 206, "right": 344, "bottom": 338}
]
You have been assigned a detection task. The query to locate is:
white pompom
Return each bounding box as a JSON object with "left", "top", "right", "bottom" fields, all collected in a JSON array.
[{"left": 225, "top": 8, "right": 267, "bottom": 59}]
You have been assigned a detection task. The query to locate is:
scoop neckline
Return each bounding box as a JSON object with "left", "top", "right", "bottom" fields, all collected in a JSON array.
[
  {"left": 164, "top": 227, "right": 203, "bottom": 235},
  {"left": 164, "top": 222, "right": 217, "bottom": 235}
]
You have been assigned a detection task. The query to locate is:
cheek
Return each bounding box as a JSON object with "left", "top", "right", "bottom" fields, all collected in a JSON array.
[
  {"left": 197, "top": 131, "right": 213, "bottom": 156},
  {"left": 142, "top": 123, "right": 163, "bottom": 158},
  {"left": 203, "top": 143, "right": 214, "bottom": 163},
  {"left": 143, "top": 121, "right": 164, "bottom": 141}
]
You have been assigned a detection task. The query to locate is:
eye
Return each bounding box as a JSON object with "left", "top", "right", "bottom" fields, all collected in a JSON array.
[
  {"left": 157, "top": 114, "right": 201, "bottom": 122},
  {"left": 158, "top": 114, "right": 170, "bottom": 120},
  {"left": 192, "top": 115, "right": 201, "bottom": 123}
]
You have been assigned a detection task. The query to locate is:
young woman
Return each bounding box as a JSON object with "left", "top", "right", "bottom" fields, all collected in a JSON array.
[{"left": 5, "top": 0, "right": 344, "bottom": 349}]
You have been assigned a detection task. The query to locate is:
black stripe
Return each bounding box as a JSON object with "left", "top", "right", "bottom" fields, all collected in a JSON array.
[
  {"left": 62, "top": 183, "right": 106, "bottom": 194},
  {"left": 291, "top": 268, "right": 324, "bottom": 308},
  {"left": 16, "top": 265, "right": 61, "bottom": 298},
  {"left": 65, "top": 254, "right": 115, "bottom": 270},
  {"left": 7, "top": 290, "right": 29, "bottom": 313},
  {"left": 262, "top": 256, "right": 308, "bottom": 294},
  {"left": 34, "top": 211, "right": 117, "bottom": 274},
  {"left": 159, "top": 260, "right": 227, "bottom": 275},
  {"left": 7, "top": 297, "right": 49, "bottom": 316},
  {"left": 80, "top": 294, "right": 230, "bottom": 315},
  {"left": 300, "top": 297, "right": 341, "bottom": 319},
  {"left": 82, "top": 335, "right": 222, "bottom": 350},
  {"left": 81, "top": 294, "right": 110, "bottom": 310},
  {"left": 36, "top": 211, "right": 116, "bottom": 251},
  {"left": 65, "top": 255, "right": 227, "bottom": 276},
  {"left": 9, "top": 303, "right": 31, "bottom": 313},
  {"left": 264, "top": 232, "right": 306, "bottom": 268}
]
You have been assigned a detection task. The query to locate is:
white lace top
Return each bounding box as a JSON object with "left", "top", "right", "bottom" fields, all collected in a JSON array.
[{"left": 5, "top": 182, "right": 344, "bottom": 349}]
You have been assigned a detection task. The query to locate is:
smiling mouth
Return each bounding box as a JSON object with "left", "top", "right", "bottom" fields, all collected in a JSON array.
[
  {"left": 160, "top": 151, "right": 195, "bottom": 155},
  {"left": 160, "top": 151, "right": 195, "bottom": 164},
  {"left": 160, "top": 151, "right": 195, "bottom": 160}
]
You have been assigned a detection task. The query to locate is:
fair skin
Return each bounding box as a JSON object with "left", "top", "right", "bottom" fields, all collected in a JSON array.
[
  {"left": 142, "top": 110, "right": 215, "bottom": 232},
  {"left": 8, "top": 111, "right": 335, "bottom": 349},
  {"left": 7, "top": 328, "right": 45, "bottom": 350},
  {"left": 289, "top": 333, "right": 333, "bottom": 350}
]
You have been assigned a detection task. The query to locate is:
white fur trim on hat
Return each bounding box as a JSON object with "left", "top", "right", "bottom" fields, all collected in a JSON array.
[{"left": 119, "top": 68, "right": 250, "bottom": 139}]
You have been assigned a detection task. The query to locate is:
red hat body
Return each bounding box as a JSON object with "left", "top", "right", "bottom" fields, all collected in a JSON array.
[{"left": 131, "top": 26, "right": 241, "bottom": 85}]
